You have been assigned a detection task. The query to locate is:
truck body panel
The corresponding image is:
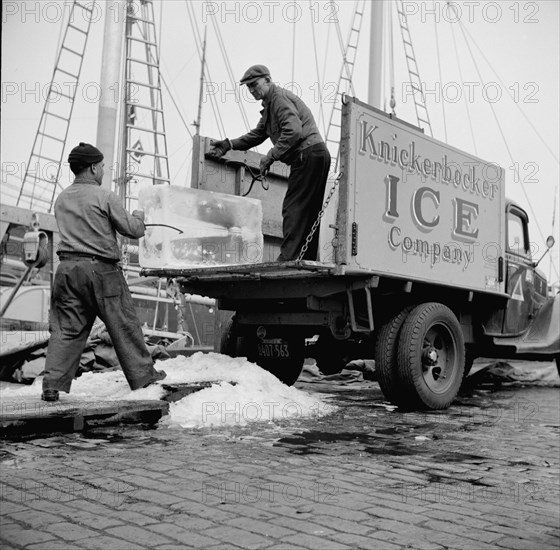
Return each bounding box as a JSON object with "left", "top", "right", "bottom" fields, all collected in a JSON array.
[{"left": 338, "top": 98, "right": 505, "bottom": 295}]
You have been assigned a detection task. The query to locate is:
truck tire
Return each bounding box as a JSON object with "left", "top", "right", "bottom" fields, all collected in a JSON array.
[
  {"left": 247, "top": 334, "right": 305, "bottom": 386},
  {"left": 219, "top": 316, "right": 246, "bottom": 357},
  {"left": 314, "top": 333, "right": 348, "bottom": 375},
  {"left": 221, "top": 319, "right": 304, "bottom": 386},
  {"left": 397, "top": 303, "right": 465, "bottom": 410},
  {"left": 374, "top": 306, "right": 414, "bottom": 406}
]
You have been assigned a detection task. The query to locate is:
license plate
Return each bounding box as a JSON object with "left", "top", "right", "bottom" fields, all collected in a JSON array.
[{"left": 257, "top": 338, "right": 290, "bottom": 359}]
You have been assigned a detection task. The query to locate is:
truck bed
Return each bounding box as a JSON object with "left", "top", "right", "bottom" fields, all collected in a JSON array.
[{"left": 142, "top": 260, "right": 374, "bottom": 281}]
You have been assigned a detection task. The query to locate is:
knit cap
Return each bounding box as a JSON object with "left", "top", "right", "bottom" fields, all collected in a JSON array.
[{"left": 68, "top": 142, "right": 103, "bottom": 165}]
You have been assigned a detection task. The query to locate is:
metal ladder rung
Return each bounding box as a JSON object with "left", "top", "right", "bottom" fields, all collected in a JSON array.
[
  {"left": 67, "top": 23, "right": 89, "bottom": 35},
  {"left": 47, "top": 89, "right": 73, "bottom": 100},
  {"left": 128, "top": 16, "right": 157, "bottom": 25},
  {"left": 61, "top": 44, "right": 86, "bottom": 57},
  {"left": 127, "top": 79, "right": 160, "bottom": 90},
  {"left": 126, "top": 57, "right": 158, "bottom": 68},
  {"left": 36, "top": 132, "right": 65, "bottom": 144},
  {"left": 30, "top": 153, "right": 62, "bottom": 164},
  {"left": 126, "top": 35, "right": 157, "bottom": 47},
  {"left": 126, "top": 148, "right": 168, "bottom": 159},
  {"left": 127, "top": 173, "right": 169, "bottom": 182},
  {"left": 22, "top": 177, "right": 56, "bottom": 189},
  {"left": 56, "top": 67, "right": 79, "bottom": 79},
  {"left": 74, "top": 2, "right": 95, "bottom": 13},
  {"left": 19, "top": 197, "right": 52, "bottom": 208},
  {"left": 125, "top": 125, "right": 165, "bottom": 135},
  {"left": 43, "top": 111, "right": 71, "bottom": 123},
  {"left": 127, "top": 103, "right": 163, "bottom": 113}
]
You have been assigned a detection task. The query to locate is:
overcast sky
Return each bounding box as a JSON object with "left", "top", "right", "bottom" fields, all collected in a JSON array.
[{"left": 2, "top": 0, "right": 559, "bottom": 279}]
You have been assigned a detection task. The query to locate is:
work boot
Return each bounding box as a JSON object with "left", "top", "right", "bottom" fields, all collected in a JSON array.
[
  {"left": 142, "top": 370, "right": 167, "bottom": 388},
  {"left": 41, "top": 389, "right": 59, "bottom": 402}
]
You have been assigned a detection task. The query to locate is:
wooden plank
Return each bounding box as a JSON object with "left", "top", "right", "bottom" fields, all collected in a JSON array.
[
  {"left": 0, "top": 204, "right": 59, "bottom": 232},
  {"left": 0, "top": 397, "right": 169, "bottom": 433},
  {"left": 142, "top": 260, "right": 338, "bottom": 280}
]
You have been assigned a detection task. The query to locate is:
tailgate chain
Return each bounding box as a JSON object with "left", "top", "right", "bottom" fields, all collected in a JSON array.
[{"left": 296, "top": 172, "right": 341, "bottom": 262}]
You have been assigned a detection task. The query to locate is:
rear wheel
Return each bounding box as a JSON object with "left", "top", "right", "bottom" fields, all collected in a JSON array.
[
  {"left": 219, "top": 316, "right": 246, "bottom": 357},
  {"left": 397, "top": 303, "right": 465, "bottom": 410},
  {"left": 374, "top": 306, "right": 413, "bottom": 406},
  {"left": 246, "top": 331, "right": 305, "bottom": 386},
  {"left": 314, "top": 333, "right": 349, "bottom": 375},
  {"left": 220, "top": 319, "right": 304, "bottom": 386}
]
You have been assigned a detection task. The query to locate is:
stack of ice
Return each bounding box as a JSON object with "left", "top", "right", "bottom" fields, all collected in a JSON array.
[{"left": 139, "top": 185, "right": 263, "bottom": 268}]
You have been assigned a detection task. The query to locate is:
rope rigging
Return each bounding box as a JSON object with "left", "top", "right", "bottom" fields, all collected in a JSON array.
[{"left": 449, "top": 4, "right": 548, "bottom": 245}]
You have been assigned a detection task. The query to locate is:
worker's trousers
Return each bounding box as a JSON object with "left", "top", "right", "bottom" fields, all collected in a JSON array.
[
  {"left": 43, "top": 259, "right": 158, "bottom": 392},
  {"left": 279, "top": 143, "right": 331, "bottom": 261}
]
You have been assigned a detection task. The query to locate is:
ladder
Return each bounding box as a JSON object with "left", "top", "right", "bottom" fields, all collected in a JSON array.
[
  {"left": 396, "top": 0, "right": 433, "bottom": 136},
  {"left": 117, "top": 0, "right": 170, "bottom": 211},
  {"left": 16, "top": 1, "right": 96, "bottom": 213},
  {"left": 324, "top": 1, "right": 366, "bottom": 170}
]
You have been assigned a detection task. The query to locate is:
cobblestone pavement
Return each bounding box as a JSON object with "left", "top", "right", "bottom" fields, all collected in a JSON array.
[{"left": 1, "top": 375, "right": 559, "bottom": 549}]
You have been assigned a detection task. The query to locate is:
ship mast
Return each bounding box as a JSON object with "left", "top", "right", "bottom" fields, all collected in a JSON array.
[
  {"left": 96, "top": 0, "right": 126, "bottom": 189},
  {"left": 368, "top": 1, "right": 384, "bottom": 109}
]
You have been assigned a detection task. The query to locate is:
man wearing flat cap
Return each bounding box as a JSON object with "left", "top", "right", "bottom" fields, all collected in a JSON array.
[
  {"left": 210, "top": 65, "right": 330, "bottom": 261},
  {"left": 41, "top": 143, "right": 166, "bottom": 401}
]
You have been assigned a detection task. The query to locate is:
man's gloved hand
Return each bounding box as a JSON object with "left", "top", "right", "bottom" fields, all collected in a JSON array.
[
  {"left": 132, "top": 209, "right": 145, "bottom": 222},
  {"left": 260, "top": 155, "right": 274, "bottom": 176},
  {"left": 209, "top": 138, "right": 231, "bottom": 157}
]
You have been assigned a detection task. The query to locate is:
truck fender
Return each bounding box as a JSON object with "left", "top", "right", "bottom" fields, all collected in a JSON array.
[{"left": 495, "top": 293, "right": 560, "bottom": 355}]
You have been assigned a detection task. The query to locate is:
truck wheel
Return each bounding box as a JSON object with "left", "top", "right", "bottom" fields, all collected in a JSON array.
[
  {"left": 314, "top": 334, "right": 348, "bottom": 375},
  {"left": 219, "top": 316, "right": 246, "bottom": 357},
  {"left": 374, "top": 306, "right": 414, "bottom": 406},
  {"left": 246, "top": 333, "right": 305, "bottom": 386},
  {"left": 397, "top": 303, "right": 465, "bottom": 410}
]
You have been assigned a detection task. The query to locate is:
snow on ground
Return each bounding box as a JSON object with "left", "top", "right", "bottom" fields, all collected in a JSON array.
[{"left": 0, "top": 352, "right": 337, "bottom": 428}]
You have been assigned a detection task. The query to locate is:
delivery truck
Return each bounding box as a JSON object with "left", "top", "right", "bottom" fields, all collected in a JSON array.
[{"left": 142, "top": 97, "right": 558, "bottom": 410}]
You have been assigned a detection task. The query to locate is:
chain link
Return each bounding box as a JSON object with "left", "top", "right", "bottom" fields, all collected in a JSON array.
[
  {"left": 296, "top": 173, "right": 341, "bottom": 262},
  {"left": 121, "top": 242, "right": 129, "bottom": 282}
]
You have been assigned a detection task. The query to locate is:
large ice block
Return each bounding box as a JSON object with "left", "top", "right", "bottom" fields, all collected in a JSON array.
[{"left": 138, "top": 185, "right": 263, "bottom": 268}]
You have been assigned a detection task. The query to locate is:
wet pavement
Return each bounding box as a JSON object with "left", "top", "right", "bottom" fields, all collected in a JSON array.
[{"left": 1, "top": 367, "right": 559, "bottom": 549}]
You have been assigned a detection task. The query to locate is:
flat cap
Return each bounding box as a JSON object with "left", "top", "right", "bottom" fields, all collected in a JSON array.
[
  {"left": 240, "top": 64, "right": 270, "bottom": 85},
  {"left": 68, "top": 142, "right": 103, "bottom": 165}
]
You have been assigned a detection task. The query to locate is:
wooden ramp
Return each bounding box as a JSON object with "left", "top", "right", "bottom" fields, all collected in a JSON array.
[
  {"left": 0, "top": 396, "right": 170, "bottom": 437},
  {"left": 0, "top": 382, "right": 230, "bottom": 437}
]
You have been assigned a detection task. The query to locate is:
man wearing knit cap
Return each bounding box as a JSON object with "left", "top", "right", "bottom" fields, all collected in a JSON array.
[
  {"left": 210, "top": 65, "right": 331, "bottom": 261},
  {"left": 41, "top": 143, "right": 166, "bottom": 402}
]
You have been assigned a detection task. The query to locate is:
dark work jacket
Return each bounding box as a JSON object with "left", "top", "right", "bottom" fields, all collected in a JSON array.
[
  {"left": 55, "top": 176, "right": 145, "bottom": 261},
  {"left": 231, "top": 84, "right": 324, "bottom": 166}
]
